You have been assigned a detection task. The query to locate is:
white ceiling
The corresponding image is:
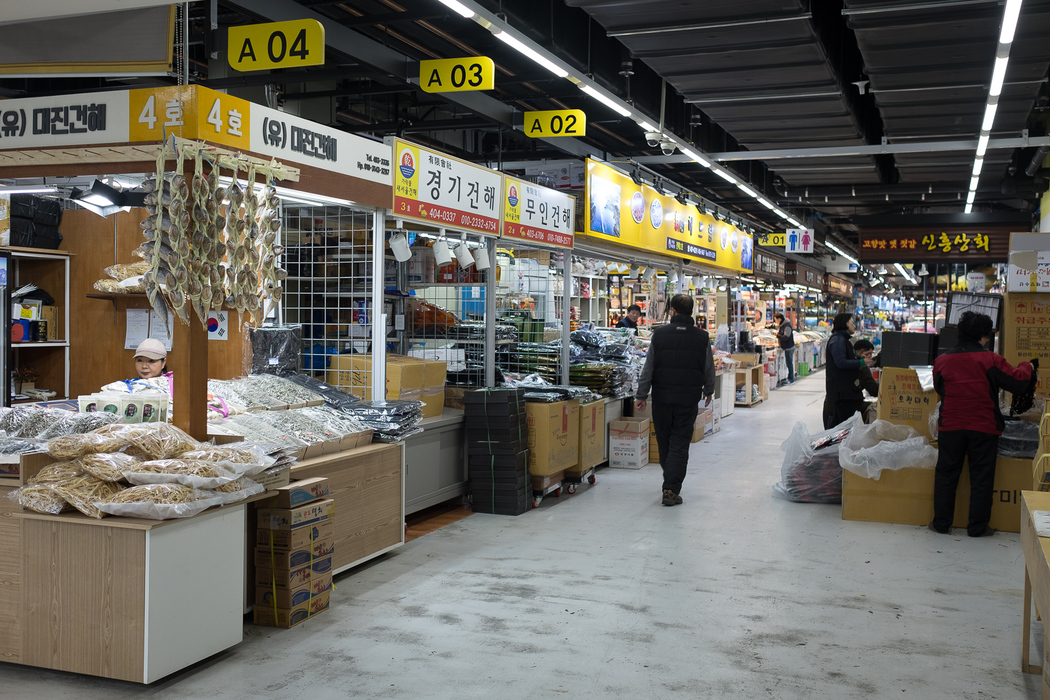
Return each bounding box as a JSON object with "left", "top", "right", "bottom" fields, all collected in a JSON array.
[{"left": 0, "top": 0, "right": 174, "bottom": 25}]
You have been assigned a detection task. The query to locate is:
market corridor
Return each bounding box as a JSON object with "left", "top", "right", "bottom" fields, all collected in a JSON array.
[{"left": 2, "top": 375, "right": 1039, "bottom": 699}]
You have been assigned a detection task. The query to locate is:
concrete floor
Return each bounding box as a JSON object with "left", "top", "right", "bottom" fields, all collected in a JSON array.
[{"left": 1, "top": 373, "right": 1043, "bottom": 698}]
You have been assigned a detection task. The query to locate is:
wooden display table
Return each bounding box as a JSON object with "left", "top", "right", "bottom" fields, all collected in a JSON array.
[
  {"left": 1020, "top": 491, "right": 1050, "bottom": 695},
  {"left": 0, "top": 491, "right": 256, "bottom": 683},
  {"left": 735, "top": 365, "right": 766, "bottom": 407}
]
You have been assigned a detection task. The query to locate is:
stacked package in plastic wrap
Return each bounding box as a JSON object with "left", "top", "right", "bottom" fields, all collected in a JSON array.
[
  {"left": 345, "top": 401, "right": 424, "bottom": 442},
  {"left": 463, "top": 388, "right": 529, "bottom": 516}
]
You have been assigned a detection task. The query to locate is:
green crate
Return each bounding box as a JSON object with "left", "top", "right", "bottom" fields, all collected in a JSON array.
[{"left": 798, "top": 362, "right": 810, "bottom": 377}]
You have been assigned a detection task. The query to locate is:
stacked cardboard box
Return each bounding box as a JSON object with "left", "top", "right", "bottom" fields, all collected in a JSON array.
[
  {"left": 326, "top": 354, "right": 448, "bottom": 418},
  {"left": 609, "top": 417, "right": 650, "bottom": 469},
  {"left": 526, "top": 399, "right": 580, "bottom": 476},
  {"left": 254, "top": 480, "right": 334, "bottom": 627},
  {"left": 569, "top": 399, "right": 605, "bottom": 476},
  {"left": 464, "top": 388, "right": 530, "bottom": 515}
]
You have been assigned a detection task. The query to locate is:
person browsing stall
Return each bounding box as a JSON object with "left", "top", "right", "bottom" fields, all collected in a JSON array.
[
  {"left": 616, "top": 304, "right": 642, "bottom": 330},
  {"left": 774, "top": 312, "right": 795, "bottom": 384},
  {"left": 928, "top": 311, "right": 1035, "bottom": 537},
  {"left": 823, "top": 313, "right": 868, "bottom": 429},
  {"left": 634, "top": 294, "right": 716, "bottom": 507}
]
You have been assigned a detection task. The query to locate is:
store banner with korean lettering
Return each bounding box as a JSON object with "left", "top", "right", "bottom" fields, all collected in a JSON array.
[
  {"left": 392, "top": 138, "right": 502, "bottom": 235},
  {"left": 582, "top": 159, "right": 752, "bottom": 273},
  {"left": 250, "top": 103, "right": 391, "bottom": 185},
  {"left": 0, "top": 90, "right": 129, "bottom": 149},
  {"left": 858, "top": 226, "right": 1010, "bottom": 263},
  {"left": 502, "top": 177, "right": 574, "bottom": 248}
]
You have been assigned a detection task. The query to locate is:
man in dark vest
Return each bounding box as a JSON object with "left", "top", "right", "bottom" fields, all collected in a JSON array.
[{"left": 634, "top": 294, "right": 716, "bottom": 506}]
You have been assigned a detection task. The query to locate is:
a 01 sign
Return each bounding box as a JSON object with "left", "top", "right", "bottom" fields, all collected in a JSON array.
[
  {"left": 228, "top": 19, "right": 325, "bottom": 72},
  {"left": 523, "top": 109, "right": 586, "bottom": 138}
]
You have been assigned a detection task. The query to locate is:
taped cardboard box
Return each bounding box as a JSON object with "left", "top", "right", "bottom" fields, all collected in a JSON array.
[
  {"left": 256, "top": 572, "right": 332, "bottom": 608},
  {"left": 526, "top": 399, "right": 580, "bottom": 476},
  {"left": 256, "top": 520, "right": 335, "bottom": 551},
  {"left": 257, "top": 498, "right": 335, "bottom": 531},
  {"left": 1001, "top": 293, "right": 1050, "bottom": 398},
  {"left": 256, "top": 555, "right": 333, "bottom": 590},
  {"left": 325, "top": 354, "right": 426, "bottom": 402},
  {"left": 254, "top": 537, "right": 335, "bottom": 569},
  {"left": 262, "top": 477, "right": 330, "bottom": 509},
  {"left": 253, "top": 590, "right": 330, "bottom": 628},
  {"left": 577, "top": 399, "right": 605, "bottom": 471},
  {"left": 876, "top": 367, "right": 938, "bottom": 442},
  {"left": 609, "top": 417, "right": 650, "bottom": 469},
  {"left": 841, "top": 456, "right": 1030, "bottom": 532}
]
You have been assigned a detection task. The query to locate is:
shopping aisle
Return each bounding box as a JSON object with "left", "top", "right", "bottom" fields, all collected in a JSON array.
[{"left": 2, "top": 373, "right": 1040, "bottom": 698}]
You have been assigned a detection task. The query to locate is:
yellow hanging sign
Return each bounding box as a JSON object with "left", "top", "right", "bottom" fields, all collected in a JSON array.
[
  {"left": 523, "top": 109, "right": 587, "bottom": 138},
  {"left": 756, "top": 232, "right": 786, "bottom": 247},
  {"left": 419, "top": 57, "right": 495, "bottom": 93},
  {"left": 228, "top": 19, "right": 325, "bottom": 72}
]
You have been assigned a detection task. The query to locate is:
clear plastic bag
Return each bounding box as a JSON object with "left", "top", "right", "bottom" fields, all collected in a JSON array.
[
  {"left": 77, "top": 452, "right": 141, "bottom": 482},
  {"left": 37, "top": 411, "right": 120, "bottom": 439},
  {"left": 838, "top": 419, "right": 938, "bottom": 479},
  {"left": 999, "top": 418, "right": 1040, "bottom": 458},
  {"left": 928, "top": 402, "right": 940, "bottom": 443},
  {"left": 27, "top": 461, "right": 84, "bottom": 484},
  {"left": 8, "top": 483, "right": 70, "bottom": 514},
  {"left": 52, "top": 477, "right": 124, "bottom": 519},
  {"left": 47, "top": 431, "right": 126, "bottom": 460},
  {"left": 121, "top": 459, "right": 241, "bottom": 489},
  {"left": 208, "top": 477, "right": 265, "bottom": 505},
  {"left": 95, "top": 484, "right": 224, "bottom": 520}
]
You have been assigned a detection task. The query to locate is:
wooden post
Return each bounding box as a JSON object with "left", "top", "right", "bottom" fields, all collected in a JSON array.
[{"left": 171, "top": 318, "right": 209, "bottom": 441}]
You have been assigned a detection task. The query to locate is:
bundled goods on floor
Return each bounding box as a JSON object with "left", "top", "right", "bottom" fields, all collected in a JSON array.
[
  {"left": 345, "top": 400, "right": 424, "bottom": 442},
  {"left": 463, "top": 388, "right": 529, "bottom": 515},
  {"left": 6, "top": 423, "right": 282, "bottom": 519},
  {"left": 772, "top": 418, "right": 855, "bottom": 504},
  {"left": 255, "top": 478, "right": 334, "bottom": 627}
]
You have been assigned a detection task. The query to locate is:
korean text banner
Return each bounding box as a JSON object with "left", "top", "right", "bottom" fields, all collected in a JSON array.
[
  {"left": 393, "top": 138, "right": 502, "bottom": 235},
  {"left": 502, "top": 177, "right": 575, "bottom": 249},
  {"left": 582, "top": 159, "right": 752, "bottom": 274},
  {"left": 858, "top": 226, "right": 1011, "bottom": 263}
]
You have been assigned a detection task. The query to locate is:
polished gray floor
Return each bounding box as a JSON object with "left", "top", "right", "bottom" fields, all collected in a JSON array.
[{"left": 2, "top": 374, "right": 1042, "bottom": 698}]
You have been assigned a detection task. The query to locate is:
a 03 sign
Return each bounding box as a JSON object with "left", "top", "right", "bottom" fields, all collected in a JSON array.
[
  {"left": 419, "top": 57, "right": 495, "bottom": 93},
  {"left": 523, "top": 109, "right": 586, "bottom": 138},
  {"left": 228, "top": 19, "right": 325, "bottom": 72}
]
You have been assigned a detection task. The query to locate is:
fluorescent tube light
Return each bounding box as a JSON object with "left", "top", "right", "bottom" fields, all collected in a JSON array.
[
  {"left": 972, "top": 158, "right": 984, "bottom": 176},
  {"left": 989, "top": 56, "right": 1009, "bottom": 96},
  {"left": 714, "top": 169, "right": 738, "bottom": 184},
  {"left": 638, "top": 121, "right": 658, "bottom": 133},
  {"left": 757, "top": 198, "right": 775, "bottom": 210},
  {"left": 787, "top": 218, "right": 802, "bottom": 227},
  {"left": 981, "top": 102, "right": 998, "bottom": 131},
  {"left": 964, "top": 202, "right": 974, "bottom": 214},
  {"left": 578, "top": 84, "right": 631, "bottom": 116},
  {"left": 0, "top": 186, "right": 58, "bottom": 194},
  {"left": 495, "top": 31, "right": 568, "bottom": 78},
  {"left": 737, "top": 183, "right": 758, "bottom": 198},
  {"left": 1000, "top": 0, "right": 1023, "bottom": 44},
  {"left": 976, "top": 134, "right": 990, "bottom": 157},
  {"left": 894, "top": 263, "right": 914, "bottom": 282},
  {"left": 680, "top": 148, "right": 710, "bottom": 168},
  {"left": 969, "top": 176, "right": 981, "bottom": 190},
  {"left": 437, "top": 0, "right": 475, "bottom": 18},
  {"left": 775, "top": 209, "right": 792, "bottom": 220},
  {"left": 966, "top": 190, "right": 976, "bottom": 204}
]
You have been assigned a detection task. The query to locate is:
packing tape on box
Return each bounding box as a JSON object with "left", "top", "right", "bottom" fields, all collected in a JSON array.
[{"left": 265, "top": 521, "right": 334, "bottom": 625}]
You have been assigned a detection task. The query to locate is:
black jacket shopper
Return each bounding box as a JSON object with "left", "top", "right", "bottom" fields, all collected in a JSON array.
[{"left": 636, "top": 296, "right": 716, "bottom": 506}]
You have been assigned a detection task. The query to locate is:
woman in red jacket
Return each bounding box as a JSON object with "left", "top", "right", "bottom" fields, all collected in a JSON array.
[{"left": 929, "top": 311, "right": 1034, "bottom": 537}]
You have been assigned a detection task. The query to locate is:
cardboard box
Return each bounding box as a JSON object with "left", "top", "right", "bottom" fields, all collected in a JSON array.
[
  {"left": 39, "top": 305, "right": 59, "bottom": 340},
  {"left": 257, "top": 499, "right": 335, "bottom": 531},
  {"left": 649, "top": 435, "right": 660, "bottom": 463},
  {"left": 1001, "top": 293, "right": 1050, "bottom": 398},
  {"left": 530, "top": 470, "right": 564, "bottom": 491},
  {"left": 256, "top": 555, "right": 333, "bottom": 590},
  {"left": 254, "top": 536, "right": 335, "bottom": 569},
  {"left": 255, "top": 572, "right": 332, "bottom": 608},
  {"left": 256, "top": 519, "right": 335, "bottom": 551},
  {"left": 325, "top": 354, "right": 426, "bottom": 402},
  {"left": 578, "top": 400, "right": 605, "bottom": 470},
  {"left": 692, "top": 409, "right": 712, "bottom": 443},
  {"left": 609, "top": 417, "right": 650, "bottom": 469},
  {"left": 445, "top": 386, "right": 468, "bottom": 410},
  {"left": 262, "top": 477, "right": 330, "bottom": 509},
  {"left": 730, "top": 353, "right": 761, "bottom": 367},
  {"left": 252, "top": 590, "right": 330, "bottom": 628},
  {"left": 1007, "top": 233, "right": 1050, "bottom": 292},
  {"left": 526, "top": 399, "right": 580, "bottom": 476},
  {"left": 841, "top": 456, "right": 1030, "bottom": 532},
  {"left": 875, "top": 367, "right": 938, "bottom": 442},
  {"left": 417, "top": 356, "right": 448, "bottom": 419}
]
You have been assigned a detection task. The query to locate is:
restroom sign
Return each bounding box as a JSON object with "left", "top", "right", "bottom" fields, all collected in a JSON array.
[{"left": 786, "top": 228, "right": 814, "bottom": 254}]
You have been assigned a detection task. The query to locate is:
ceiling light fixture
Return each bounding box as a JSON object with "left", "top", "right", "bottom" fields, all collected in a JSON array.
[
  {"left": 437, "top": 0, "right": 475, "bottom": 18},
  {"left": 1000, "top": 0, "right": 1023, "bottom": 43},
  {"left": 578, "top": 85, "right": 632, "bottom": 117},
  {"left": 638, "top": 120, "right": 658, "bottom": 133},
  {"left": 494, "top": 30, "right": 568, "bottom": 78},
  {"left": 680, "top": 148, "right": 710, "bottom": 168},
  {"left": 737, "top": 183, "right": 759, "bottom": 198},
  {"left": 0, "top": 185, "right": 58, "bottom": 194},
  {"left": 714, "top": 169, "right": 738, "bottom": 184}
]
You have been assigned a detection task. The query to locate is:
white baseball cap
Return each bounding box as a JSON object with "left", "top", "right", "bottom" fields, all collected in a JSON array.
[{"left": 134, "top": 338, "right": 167, "bottom": 361}]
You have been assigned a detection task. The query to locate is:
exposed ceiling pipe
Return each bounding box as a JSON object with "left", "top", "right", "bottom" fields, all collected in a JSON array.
[{"left": 1025, "top": 145, "right": 1050, "bottom": 176}]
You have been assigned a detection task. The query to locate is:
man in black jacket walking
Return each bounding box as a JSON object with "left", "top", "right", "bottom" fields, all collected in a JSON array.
[{"left": 634, "top": 294, "right": 716, "bottom": 506}]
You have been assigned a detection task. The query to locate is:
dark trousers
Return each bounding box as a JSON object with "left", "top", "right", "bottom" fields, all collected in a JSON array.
[
  {"left": 822, "top": 399, "right": 867, "bottom": 429},
  {"left": 651, "top": 401, "right": 699, "bottom": 494},
  {"left": 932, "top": 430, "right": 999, "bottom": 535},
  {"left": 783, "top": 347, "right": 795, "bottom": 383}
]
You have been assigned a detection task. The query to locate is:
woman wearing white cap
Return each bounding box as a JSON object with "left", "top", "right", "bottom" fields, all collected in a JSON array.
[{"left": 133, "top": 338, "right": 169, "bottom": 379}]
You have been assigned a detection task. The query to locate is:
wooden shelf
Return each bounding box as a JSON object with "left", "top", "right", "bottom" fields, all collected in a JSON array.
[
  {"left": 12, "top": 341, "right": 68, "bottom": 348},
  {"left": 86, "top": 293, "right": 147, "bottom": 300}
]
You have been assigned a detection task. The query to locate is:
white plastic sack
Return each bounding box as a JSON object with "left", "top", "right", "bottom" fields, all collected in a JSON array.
[
  {"left": 928, "top": 402, "right": 940, "bottom": 442},
  {"left": 838, "top": 418, "right": 938, "bottom": 479},
  {"left": 772, "top": 413, "right": 861, "bottom": 503}
]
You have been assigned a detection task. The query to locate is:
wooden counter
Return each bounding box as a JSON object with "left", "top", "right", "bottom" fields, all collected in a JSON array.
[
  {"left": 1020, "top": 491, "right": 1050, "bottom": 697},
  {"left": 290, "top": 441, "right": 404, "bottom": 574}
]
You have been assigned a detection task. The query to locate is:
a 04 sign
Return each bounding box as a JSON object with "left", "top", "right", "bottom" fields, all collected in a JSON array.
[{"left": 228, "top": 19, "right": 325, "bottom": 72}]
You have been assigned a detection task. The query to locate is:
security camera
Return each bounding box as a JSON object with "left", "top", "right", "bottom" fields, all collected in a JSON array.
[
  {"left": 659, "top": 139, "right": 676, "bottom": 156},
  {"left": 644, "top": 132, "right": 662, "bottom": 148}
]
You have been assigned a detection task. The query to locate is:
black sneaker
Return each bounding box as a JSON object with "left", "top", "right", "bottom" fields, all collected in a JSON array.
[
  {"left": 662, "top": 489, "right": 683, "bottom": 506},
  {"left": 969, "top": 526, "right": 996, "bottom": 538},
  {"left": 928, "top": 522, "right": 950, "bottom": 534}
]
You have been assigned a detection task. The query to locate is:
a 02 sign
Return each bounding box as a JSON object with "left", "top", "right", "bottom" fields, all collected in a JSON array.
[
  {"left": 523, "top": 109, "right": 586, "bottom": 138},
  {"left": 419, "top": 57, "right": 495, "bottom": 93},
  {"left": 228, "top": 19, "right": 325, "bottom": 72}
]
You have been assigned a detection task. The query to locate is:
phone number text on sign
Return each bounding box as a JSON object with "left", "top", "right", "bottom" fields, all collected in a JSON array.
[
  {"left": 504, "top": 224, "right": 573, "bottom": 248},
  {"left": 393, "top": 197, "right": 499, "bottom": 233}
]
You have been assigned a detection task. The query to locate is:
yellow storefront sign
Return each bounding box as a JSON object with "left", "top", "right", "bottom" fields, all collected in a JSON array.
[
  {"left": 128, "top": 85, "right": 251, "bottom": 150},
  {"left": 582, "top": 159, "right": 753, "bottom": 274},
  {"left": 523, "top": 109, "right": 587, "bottom": 138},
  {"left": 228, "top": 20, "right": 325, "bottom": 72},
  {"left": 419, "top": 57, "right": 495, "bottom": 93}
]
